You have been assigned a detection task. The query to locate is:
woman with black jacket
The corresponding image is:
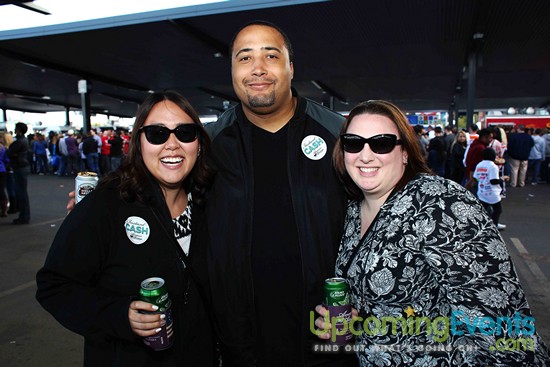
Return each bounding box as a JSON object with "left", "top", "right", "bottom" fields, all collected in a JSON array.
[{"left": 36, "top": 91, "right": 216, "bottom": 366}]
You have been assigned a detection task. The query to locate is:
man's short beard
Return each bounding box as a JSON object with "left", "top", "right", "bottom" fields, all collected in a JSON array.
[{"left": 247, "top": 91, "right": 276, "bottom": 108}]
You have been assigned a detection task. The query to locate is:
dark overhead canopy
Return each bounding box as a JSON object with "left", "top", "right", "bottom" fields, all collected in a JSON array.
[
  {"left": 0, "top": 0, "right": 549, "bottom": 120},
  {"left": 0, "top": 0, "right": 50, "bottom": 15}
]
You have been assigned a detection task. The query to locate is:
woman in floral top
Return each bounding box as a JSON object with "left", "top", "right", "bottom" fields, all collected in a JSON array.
[{"left": 316, "top": 100, "right": 550, "bottom": 366}]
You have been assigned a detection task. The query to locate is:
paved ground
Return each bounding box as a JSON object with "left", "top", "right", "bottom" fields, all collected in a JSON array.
[{"left": 0, "top": 174, "right": 549, "bottom": 366}]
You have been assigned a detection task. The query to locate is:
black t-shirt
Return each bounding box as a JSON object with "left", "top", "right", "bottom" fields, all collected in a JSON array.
[
  {"left": 250, "top": 122, "right": 304, "bottom": 366},
  {"left": 109, "top": 136, "right": 124, "bottom": 157}
]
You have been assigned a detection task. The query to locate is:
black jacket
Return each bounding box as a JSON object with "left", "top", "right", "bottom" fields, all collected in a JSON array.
[
  {"left": 6, "top": 134, "right": 30, "bottom": 169},
  {"left": 204, "top": 95, "right": 351, "bottom": 366},
  {"left": 507, "top": 132, "right": 534, "bottom": 160},
  {"left": 36, "top": 177, "right": 216, "bottom": 367}
]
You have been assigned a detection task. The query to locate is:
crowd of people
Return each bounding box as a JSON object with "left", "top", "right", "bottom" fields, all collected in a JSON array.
[
  {"left": 415, "top": 123, "right": 549, "bottom": 230},
  {"left": 0, "top": 126, "right": 130, "bottom": 224},
  {"left": 0, "top": 127, "right": 130, "bottom": 177},
  {"left": 418, "top": 122, "right": 549, "bottom": 187},
  {"left": 20, "top": 19, "right": 550, "bottom": 367}
]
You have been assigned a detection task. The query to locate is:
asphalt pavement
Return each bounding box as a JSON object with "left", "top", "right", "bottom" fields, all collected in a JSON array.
[{"left": 0, "top": 174, "right": 549, "bottom": 366}]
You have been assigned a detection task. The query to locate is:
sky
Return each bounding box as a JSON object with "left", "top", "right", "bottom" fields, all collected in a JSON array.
[{"left": 0, "top": 0, "right": 223, "bottom": 32}]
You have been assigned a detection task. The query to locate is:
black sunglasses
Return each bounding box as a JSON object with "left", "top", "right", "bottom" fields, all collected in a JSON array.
[
  {"left": 140, "top": 124, "right": 199, "bottom": 145},
  {"left": 341, "top": 133, "right": 402, "bottom": 154}
]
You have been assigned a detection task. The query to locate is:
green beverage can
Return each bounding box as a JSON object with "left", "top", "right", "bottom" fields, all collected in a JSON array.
[
  {"left": 323, "top": 277, "right": 353, "bottom": 345},
  {"left": 139, "top": 277, "right": 174, "bottom": 350}
]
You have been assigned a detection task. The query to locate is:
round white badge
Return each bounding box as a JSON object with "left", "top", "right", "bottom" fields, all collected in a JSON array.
[
  {"left": 124, "top": 216, "right": 150, "bottom": 245},
  {"left": 301, "top": 135, "right": 327, "bottom": 161}
]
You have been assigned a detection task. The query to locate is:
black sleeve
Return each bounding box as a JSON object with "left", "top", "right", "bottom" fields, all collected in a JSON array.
[
  {"left": 36, "top": 193, "right": 137, "bottom": 343},
  {"left": 7, "top": 140, "right": 23, "bottom": 159}
]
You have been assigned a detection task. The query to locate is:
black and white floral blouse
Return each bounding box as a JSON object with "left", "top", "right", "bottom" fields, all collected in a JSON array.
[{"left": 335, "top": 174, "right": 550, "bottom": 366}]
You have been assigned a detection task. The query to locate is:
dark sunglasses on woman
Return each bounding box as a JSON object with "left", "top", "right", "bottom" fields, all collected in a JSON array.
[
  {"left": 341, "top": 133, "right": 402, "bottom": 154},
  {"left": 140, "top": 124, "right": 199, "bottom": 145}
]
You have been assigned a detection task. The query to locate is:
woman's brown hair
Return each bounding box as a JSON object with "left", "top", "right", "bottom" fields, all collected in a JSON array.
[{"left": 333, "top": 100, "right": 431, "bottom": 200}]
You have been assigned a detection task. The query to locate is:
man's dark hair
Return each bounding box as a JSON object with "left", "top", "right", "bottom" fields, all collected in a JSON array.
[
  {"left": 413, "top": 125, "right": 424, "bottom": 134},
  {"left": 229, "top": 20, "right": 294, "bottom": 63},
  {"left": 15, "top": 122, "right": 28, "bottom": 135},
  {"left": 478, "top": 128, "right": 491, "bottom": 138},
  {"left": 482, "top": 148, "right": 497, "bottom": 161}
]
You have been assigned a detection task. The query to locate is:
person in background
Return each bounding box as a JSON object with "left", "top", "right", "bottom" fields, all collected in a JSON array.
[
  {"left": 77, "top": 133, "right": 87, "bottom": 172},
  {"left": 487, "top": 126, "right": 505, "bottom": 158},
  {"left": 487, "top": 126, "right": 507, "bottom": 196},
  {"left": 0, "top": 132, "right": 9, "bottom": 217},
  {"left": 498, "top": 125, "right": 508, "bottom": 146},
  {"left": 47, "top": 133, "right": 59, "bottom": 174},
  {"left": 36, "top": 90, "right": 216, "bottom": 366},
  {"left": 108, "top": 129, "right": 125, "bottom": 172},
  {"left": 57, "top": 131, "right": 68, "bottom": 177},
  {"left": 444, "top": 125, "right": 455, "bottom": 149},
  {"left": 427, "top": 126, "right": 446, "bottom": 176},
  {"left": 27, "top": 132, "right": 36, "bottom": 174},
  {"left": 413, "top": 124, "right": 429, "bottom": 162},
  {"left": 315, "top": 99, "right": 550, "bottom": 366},
  {"left": 64, "top": 129, "right": 79, "bottom": 176},
  {"left": 449, "top": 129, "right": 467, "bottom": 184},
  {"left": 527, "top": 128, "right": 546, "bottom": 185},
  {"left": 443, "top": 125, "right": 455, "bottom": 179},
  {"left": 426, "top": 124, "right": 435, "bottom": 140},
  {"left": 542, "top": 128, "right": 550, "bottom": 183},
  {"left": 33, "top": 133, "right": 49, "bottom": 175},
  {"left": 464, "top": 128, "right": 492, "bottom": 193},
  {"left": 121, "top": 129, "right": 131, "bottom": 156},
  {"left": 100, "top": 129, "right": 112, "bottom": 175},
  {"left": 473, "top": 148, "right": 507, "bottom": 230},
  {"left": 91, "top": 128, "right": 103, "bottom": 159},
  {"left": 1, "top": 132, "right": 17, "bottom": 214},
  {"left": 468, "top": 123, "right": 479, "bottom": 142},
  {"left": 82, "top": 130, "right": 100, "bottom": 174},
  {"left": 6, "top": 122, "right": 31, "bottom": 224},
  {"left": 204, "top": 20, "right": 354, "bottom": 366},
  {"left": 507, "top": 124, "right": 534, "bottom": 188}
]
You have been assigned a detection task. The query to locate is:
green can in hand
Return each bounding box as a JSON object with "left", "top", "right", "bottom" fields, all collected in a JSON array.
[
  {"left": 139, "top": 277, "right": 174, "bottom": 350},
  {"left": 323, "top": 277, "right": 353, "bottom": 345}
]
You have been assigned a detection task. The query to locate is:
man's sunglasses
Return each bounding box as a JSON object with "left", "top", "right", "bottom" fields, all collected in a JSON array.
[
  {"left": 140, "top": 124, "right": 199, "bottom": 145},
  {"left": 340, "top": 133, "right": 402, "bottom": 154}
]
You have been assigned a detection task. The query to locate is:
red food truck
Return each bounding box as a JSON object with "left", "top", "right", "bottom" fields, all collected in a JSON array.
[{"left": 485, "top": 115, "right": 550, "bottom": 130}]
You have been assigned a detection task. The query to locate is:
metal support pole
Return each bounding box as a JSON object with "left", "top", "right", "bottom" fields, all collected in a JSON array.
[
  {"left": 447, "top": 106, "right": 454, "bottom": 127},
  {"left": 78, "top": 79, "right": 91, "bottom": 134},
  {"left": 65, "top": 107, "right": 70, "bottom": 126},
  {"left": 466, "top": 52, "right": 477, "bottom": 131}
]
